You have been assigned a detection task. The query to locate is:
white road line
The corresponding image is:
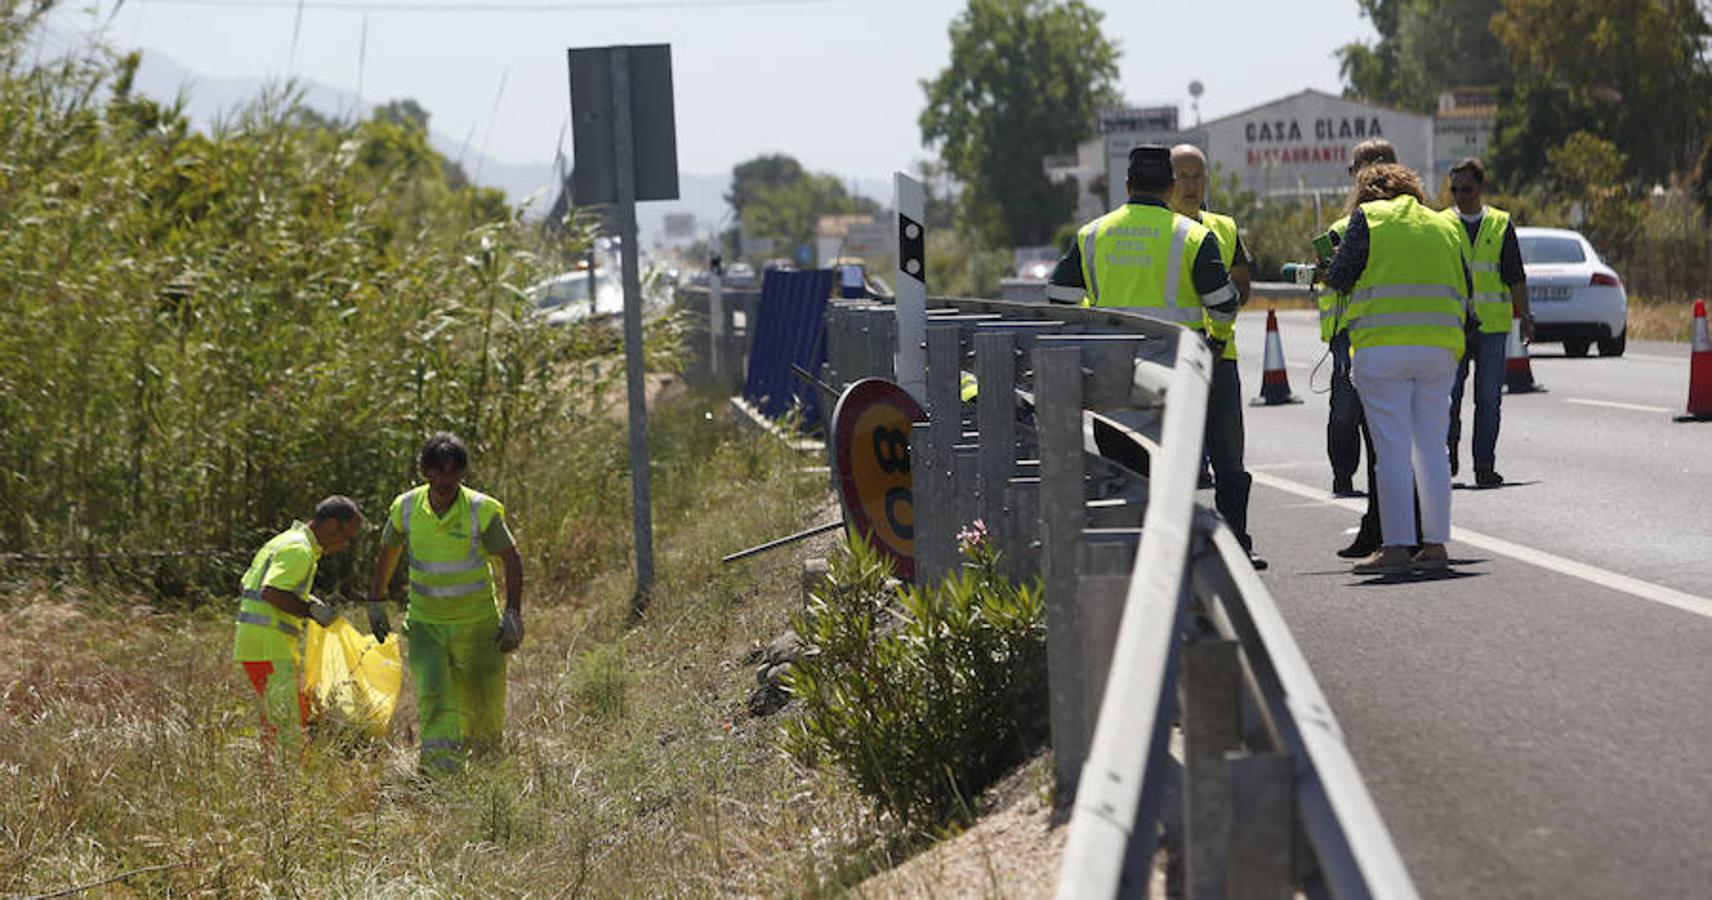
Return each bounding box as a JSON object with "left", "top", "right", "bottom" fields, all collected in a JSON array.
[
  {"left": 1623, "top": 353, "right": 1688, "bottom": 364},
  {"left": 1564, "top": 398, "right": 1673, "bottom": 414},
  {"left": 1250, "top": 470, "right": 1712, "bottom": 621}
]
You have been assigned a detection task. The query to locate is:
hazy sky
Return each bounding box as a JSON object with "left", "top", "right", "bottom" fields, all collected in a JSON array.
[{"left": 56, "top": 0, "right": 1376, "bottom": 185}]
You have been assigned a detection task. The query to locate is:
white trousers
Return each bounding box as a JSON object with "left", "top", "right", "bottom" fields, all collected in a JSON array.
[{"left": 1352, "top": 345, "right": 1457, "bottom": 546}]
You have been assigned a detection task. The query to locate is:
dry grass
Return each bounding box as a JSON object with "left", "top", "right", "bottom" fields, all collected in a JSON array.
[
  {"left": 1626, "top": 296, "right": 1701, "bottom": 343},
  {"left": 0, "top": 392, "right": 918, "bottom": 897}
]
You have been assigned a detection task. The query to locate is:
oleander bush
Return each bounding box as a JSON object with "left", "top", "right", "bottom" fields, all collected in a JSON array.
[{"left": 784, "top": 532, "right": 1048, "bottom": 831}]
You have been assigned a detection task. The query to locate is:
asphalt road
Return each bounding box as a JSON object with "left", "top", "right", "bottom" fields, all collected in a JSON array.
[{"left": 1221, "top": 309, "right": 1712, "bottom": 899}]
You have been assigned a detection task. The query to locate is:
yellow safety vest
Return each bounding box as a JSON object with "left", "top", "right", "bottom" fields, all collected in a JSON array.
[
  {"left": 232, "top": 523, "right": 320, "bottom": 663},
  {"left": 393, "top": 484, "right": 503, "bottom": 624},
  {"left": 1077, "top": 203, "right": 1216, "bottom": 328},
  {"left": 1446, "top": 206, "right": 1513, "bottom": 334},
  {"left": 1318, "top": 216, "right": 1351, "bottom": 344},
  {"left": 1198, "top": 210, "right": 1241, "bottom": 361},
  {"left": 1347, "top": 196, "right": 1468, "bottom": 360}
]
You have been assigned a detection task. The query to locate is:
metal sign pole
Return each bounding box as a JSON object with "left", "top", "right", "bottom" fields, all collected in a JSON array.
[
  {"left": 610, "top": 47, "right": 655, "bottom": 609},
  {"left": 894, "top": 172, "right": 927, "bottom": 404}
]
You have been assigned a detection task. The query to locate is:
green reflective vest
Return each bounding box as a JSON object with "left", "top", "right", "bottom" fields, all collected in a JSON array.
[
  {"left": 1347, "top": 196, "right": 1469, "bottom": 360},
  {"left": 392, "top": 484, "right": 503, "bottom": 624},
  {"left": 1198, "top": 210, "right": 1241, "bottom": 360},
  {"left": 1446, "top": 206, "right": 1513, "bottom": 334},
  {"left": 1318, "top": 216, "right": 1352, "bottom": 343},
  {"left": 1077, "top": 203, "right": 1215, "bottom": 327},
  {"left": 232, "top": 523, "right": 320, "bottom": 663}
]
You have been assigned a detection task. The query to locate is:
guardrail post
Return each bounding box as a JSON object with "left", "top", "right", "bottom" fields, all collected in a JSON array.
[
  {"left": 1225, "top": 751, "right": 1295, "bottom": 900},
  {"left": 1184, "top": 638, "right": 1243, "bottom": 900},
  {"left": 975, "top": 331, "right": 1017, "bottom": 547},
  {"left": 709, "top": 275, "right": 725, "bottom": 382},
  {"left": 913, "top": 323, "right": 962, "bottom": 587},
  {"left": 1035, "top": 345, "right": 1086, "bottom": 799}
]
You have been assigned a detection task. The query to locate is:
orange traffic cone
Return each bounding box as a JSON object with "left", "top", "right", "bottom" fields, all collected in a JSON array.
[
  {"left": 1251, "top": 308, "right": 1302, "bottom": 406},
  {"left": 1503, "top": 316, "right": 1542, "bottom": 394},
  {"left": 1677, "top": 299, "right": 1712, "bottom": 422}
]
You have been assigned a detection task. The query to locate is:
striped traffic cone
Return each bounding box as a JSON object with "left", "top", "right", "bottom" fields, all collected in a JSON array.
[
  {"left": 1250, "top": 308, "right": 1303, "bottom": 406},
  {"left": 1503, "top": 316, "right": 1542, "bottom": 394},
  {"left": 1677, "top": 299, "right": 1712, "bottom": 422}
]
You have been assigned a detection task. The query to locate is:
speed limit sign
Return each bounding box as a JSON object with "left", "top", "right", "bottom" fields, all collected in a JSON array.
[{"left": 831, "top": 378, "right": 925, "bottom": 580}]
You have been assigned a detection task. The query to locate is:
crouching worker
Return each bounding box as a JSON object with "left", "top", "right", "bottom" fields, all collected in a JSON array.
[
  {"left": 367, "top": 432, "right": 525, "bottom": 775},
  {"left": 233, "top": 496, "right": 365, "bottom": 747}
]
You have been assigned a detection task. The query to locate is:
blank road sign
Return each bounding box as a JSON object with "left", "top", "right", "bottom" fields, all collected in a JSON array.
[{"left": 567, "top": 44, "right": 680, "bottom": 205}]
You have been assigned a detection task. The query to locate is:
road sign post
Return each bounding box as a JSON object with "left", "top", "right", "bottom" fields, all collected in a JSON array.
[
  {"left": 894, "top": 172, "right": 927, "bottom": 404},
  {"left": 568, "top": 44, "right": 679, "bottom": 613}
]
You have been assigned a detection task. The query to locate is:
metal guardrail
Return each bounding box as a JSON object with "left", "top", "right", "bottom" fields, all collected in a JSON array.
[{"left": 676, "top": 284, "right": 1416, "bottom": 899}]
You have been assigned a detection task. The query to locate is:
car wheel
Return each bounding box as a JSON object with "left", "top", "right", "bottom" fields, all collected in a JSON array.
[
  {"left": 1597, "top": 332, "right": 1626, "bottom": 357},
  {"left": 1563, "top": 337, "right": 1591, "bottom": 357}
]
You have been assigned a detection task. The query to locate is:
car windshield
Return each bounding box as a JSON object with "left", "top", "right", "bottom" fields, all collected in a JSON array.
[{"left": 1519, "top": 236, "right": 1587, "bottom": 264}]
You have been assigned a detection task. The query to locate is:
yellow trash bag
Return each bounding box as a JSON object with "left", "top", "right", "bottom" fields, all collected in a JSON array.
[{"left": 303, "top": 617, "right": 403, "bottom": 737}]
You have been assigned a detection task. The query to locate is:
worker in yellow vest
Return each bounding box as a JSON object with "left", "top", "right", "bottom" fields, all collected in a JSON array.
[
  {"left": 233, "top": 496, "right": 365, "bottom": 746},
  {"left": 1443, "top": 157, "right": 1532, "bottom": 487},
  {"left": 1322, "top": 164, "right": 1472, "bottom": 575},
  {"left": 1047, "top": 145, "right": 1262, "bottom": 568},
  {"left": 367, "top": 433, "right": 525, "bottom": 773}
]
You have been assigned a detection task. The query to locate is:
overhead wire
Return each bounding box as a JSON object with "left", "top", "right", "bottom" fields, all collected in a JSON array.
[{"left": 128, "top": 0, "right": 845, "bottom": 11}]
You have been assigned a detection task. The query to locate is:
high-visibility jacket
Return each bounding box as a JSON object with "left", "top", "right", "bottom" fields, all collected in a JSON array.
[
  {"left": 1347, "top": 195, "right": 1469, "bottom": 360},
  {"left": 1446, "top": 205, "right": 1513, "bottom": 334},
  {"left": 1198, "top": 210, "right": 1241, "bottom": 361},
  {"left": 1076, "top": 203, "right": 1222, "bottom": 328},
  {"left": 391, "top": 484, "right": 504, "bottom": 624},
  {"left": 1318, "top": 216, "right": 1351, "bottom": 343},
  {"left": 232, "top": 523, "right": 320, "bottom": 663}
]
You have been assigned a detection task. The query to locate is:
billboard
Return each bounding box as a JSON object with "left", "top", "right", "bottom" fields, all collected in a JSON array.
[{"left": 1201, "top": 90, "right": 1432, "bottom": 196}]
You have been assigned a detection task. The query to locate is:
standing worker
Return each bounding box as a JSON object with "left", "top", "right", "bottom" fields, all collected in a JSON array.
[
  {"left": 233, "top": 496, "right": 365, "bottom": 745},
  {"left": 1322, "top": 163, "right": 1471, "bottom": 574},
  {"left": 367, "top": 433, "right": 525, "bottom": 773},
  {"left": 1321, "top": 139, "right": 1398, "bottom": 501},
  {"left": 1443, "top": 157, "right": 1532, "bottom": 486},
  {"left": 1047, "top": 144, "right": 1264, "bottom": 568}
]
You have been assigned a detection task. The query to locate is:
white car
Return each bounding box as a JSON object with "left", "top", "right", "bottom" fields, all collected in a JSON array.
[{"left": 1515, "top": 226, "right": 1628, "bottom": 357}]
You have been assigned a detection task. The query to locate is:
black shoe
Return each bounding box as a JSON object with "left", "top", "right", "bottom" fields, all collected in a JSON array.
[
  {"left": 1475, "top": 468, "right": 1505, "bottom": 488},
  {"left": 1337, "top": 531, "right": 1382, "bottom": 559},
  {"left": 1332, "top": 475, "right": 1357, "bottom": 497},
  {"left": 1248, "top": 551, "right": 1269, "bottom": 571},
  {"left": 1197, "top": 464, "right": 1215, "bottom": 489}
]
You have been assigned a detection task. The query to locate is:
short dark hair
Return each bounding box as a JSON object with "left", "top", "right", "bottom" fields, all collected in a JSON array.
[
  {"left": 1449, "top": 157, "right": 1486, "bottom": 184},
  {"left": 419, "top": 432, "right": 469, "bottom": 473},
  {"left": 313, "top": 495, "right": 365, "bottom": 524},
  {"left": 1127, "top": 145, "right": 1174, "bottom": 193}
]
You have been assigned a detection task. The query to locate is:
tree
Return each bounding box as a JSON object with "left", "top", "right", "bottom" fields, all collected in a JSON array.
[
  {"left": 920, "top": 0, "right": 1119, "bottom": 247},
  {"left": 1338, "top": 0, "right": 1508, "bottom": 113},
  {"left": 1491, "top": 0, "right": 1712, "bottom": 183},
  {"left": 722, "top": 153, "right": 879, "bottom": 261}
]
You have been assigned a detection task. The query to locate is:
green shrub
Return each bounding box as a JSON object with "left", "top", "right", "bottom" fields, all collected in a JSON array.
[
  {"left": 782, "top": 532, "right": 1047, "bottom": 831},
  {"left": 569, "top": 642, "right": 631, "bottom": 722}
]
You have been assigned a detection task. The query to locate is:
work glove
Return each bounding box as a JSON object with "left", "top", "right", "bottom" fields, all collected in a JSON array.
[
  {"left": 367, "top": 600, "right": 392, "bottom": 643},
  {"left": 306, "top": 595, "right": 338, "bottom": 628},
  {"left": 496, "top": 607, "right": 524, "bottom": 653}
]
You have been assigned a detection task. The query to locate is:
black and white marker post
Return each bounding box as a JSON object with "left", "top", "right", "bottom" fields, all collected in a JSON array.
[
  {"left": 894, "top": 172, "right": 927, "bottom": 403},
  {"left": 568, "top": 44, "right": 679, "bottom": 613}
]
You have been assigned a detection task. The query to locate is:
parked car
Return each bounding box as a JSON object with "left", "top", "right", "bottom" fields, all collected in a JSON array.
[{"left": 1515, "top": 226, "right": 1628, "bottom": 357}]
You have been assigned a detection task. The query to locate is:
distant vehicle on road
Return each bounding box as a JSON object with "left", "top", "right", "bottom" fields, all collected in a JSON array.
[
  {"left": 528, "top": 266, "right": 621, "bottom": 323},
  {"left": 723, "top": 261, "right": 759, "bottom": 288},
  {"left": 1014, "top": 244, "right": 1059, "bottom": 280},
  {"left": 1516, "top": 226, "right": 1628, "bottom": 357}
]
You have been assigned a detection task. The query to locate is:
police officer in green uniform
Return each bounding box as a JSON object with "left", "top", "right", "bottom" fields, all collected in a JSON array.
[{"left": 1047, "top": 145, "right": 1263, "bottom": 568}]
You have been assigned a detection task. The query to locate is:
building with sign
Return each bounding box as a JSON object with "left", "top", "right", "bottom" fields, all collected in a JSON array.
[
  {"left": 1432, "top": 88, "right": 1497, "bottom": 189},
  {"left": 1055, "top": 90, "right": 1452, "bottom": 222}
]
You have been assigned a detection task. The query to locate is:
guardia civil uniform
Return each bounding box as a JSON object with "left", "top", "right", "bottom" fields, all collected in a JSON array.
[
  {"left": 232, "top": 522, "right": 321, "bottom": 740},
  {"left": 382, "top": 484, "right": 515, "bottom": 772},
  {"left": 1444, "top": 205, "right": 1524, "bottom": 478},
  {"left": 1323, "top": 195, "right": 1471, "bottom": 550},
  {"left": 1048, "top": 196, "right": 1258, "bottom": 556}
]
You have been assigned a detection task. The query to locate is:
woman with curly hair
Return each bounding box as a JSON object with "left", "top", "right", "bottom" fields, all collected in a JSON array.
[{"left": 1321, "top": 163, "right": 1472, "bottom": 575}]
